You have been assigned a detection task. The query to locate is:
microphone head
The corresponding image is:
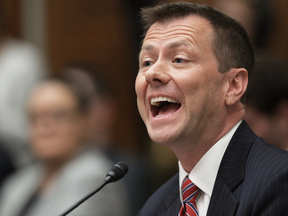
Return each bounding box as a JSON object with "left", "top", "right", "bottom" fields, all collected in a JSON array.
[{"left": 105, "top": 162, "right": 129, "bottom": 183}]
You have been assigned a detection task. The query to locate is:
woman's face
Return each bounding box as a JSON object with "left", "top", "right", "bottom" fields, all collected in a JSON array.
[{"left": 27, "top": 81, "right": 86, "bottom": 162}]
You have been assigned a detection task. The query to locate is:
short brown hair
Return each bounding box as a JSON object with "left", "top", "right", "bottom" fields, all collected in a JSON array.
[{"left": 140, "top": 2, "right": 255, "bottom": 102}]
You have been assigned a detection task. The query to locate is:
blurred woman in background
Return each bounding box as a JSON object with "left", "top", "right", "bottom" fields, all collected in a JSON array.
[{"left": 0, "top": 68, "right": 130, "bottom": 216}]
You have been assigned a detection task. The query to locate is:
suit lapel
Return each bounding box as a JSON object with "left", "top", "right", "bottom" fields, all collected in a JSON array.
[
  {"left": 159, "top": 174, "right": 182, "bottom": 216},
  {"left": 160, "top": 194, "right": 181, "bottom": 216},
  {"left": 207, "top": 121, "right": 257, "bottom": 216},
  {"left": 207, "top": 174, "right": 239, "bottom": 216}
]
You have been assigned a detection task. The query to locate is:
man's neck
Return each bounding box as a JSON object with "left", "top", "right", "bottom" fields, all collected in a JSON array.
[{"left": 174, "top": 115, "right": 243, "bottom": 173}]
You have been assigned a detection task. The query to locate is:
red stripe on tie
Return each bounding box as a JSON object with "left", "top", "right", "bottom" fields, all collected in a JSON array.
[{"left": 178, "top": 176, "right": 200, "bottom": 216}]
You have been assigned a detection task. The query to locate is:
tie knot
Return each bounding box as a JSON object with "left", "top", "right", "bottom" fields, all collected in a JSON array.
[{"left": 181, "top": 176, "right": 200, "bottom": 203}]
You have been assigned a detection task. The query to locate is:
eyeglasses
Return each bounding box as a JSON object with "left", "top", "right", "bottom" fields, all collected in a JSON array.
[{"left": 28, "top": 109, "right": 81, "bottom": 125}]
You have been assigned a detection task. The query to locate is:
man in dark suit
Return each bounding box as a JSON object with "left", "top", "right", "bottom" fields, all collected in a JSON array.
[{"left": 135, "top": 2, "right": 288, "bottom": 216}]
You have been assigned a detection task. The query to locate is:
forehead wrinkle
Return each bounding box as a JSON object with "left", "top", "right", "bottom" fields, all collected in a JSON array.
[
  {"left": 168, "top": 40, "right": 192, "bottom": 49},
  {"left": 144, "top": 22, "right": 209, "bottom": 51},
  {"left": 146, "top": 23, "right": 199, "bottom": 38}
]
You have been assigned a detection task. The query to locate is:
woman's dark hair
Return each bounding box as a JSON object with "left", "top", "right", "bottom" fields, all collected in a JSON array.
[{"left": 47, "top": 66, "right": 109, "bottom": 113}]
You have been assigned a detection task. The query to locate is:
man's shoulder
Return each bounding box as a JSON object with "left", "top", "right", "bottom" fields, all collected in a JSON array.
[
  {"left": 231, "top": 120, "right": 288, "bottom": 177},
  {"left": 247, "top": 136, "right": 288, "bottom": 174},
  {"left": 137, "top": 173, "right": 179, "bottom": 216},
  {"left": 229, "top": 120, "right": 288, "bottom": 167},
  {"left": 236, "top": 137, "right": 288, "bottom": 215}
]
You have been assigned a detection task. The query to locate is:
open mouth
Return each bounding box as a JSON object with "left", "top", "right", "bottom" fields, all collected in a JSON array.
[{"left": 150, "top": 96, "right": 181, "bottom": 117}]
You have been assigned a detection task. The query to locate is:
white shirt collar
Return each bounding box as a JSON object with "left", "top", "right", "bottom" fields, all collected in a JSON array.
[{"left": 179, "top": 120, "right": 242, "bottom": 200}]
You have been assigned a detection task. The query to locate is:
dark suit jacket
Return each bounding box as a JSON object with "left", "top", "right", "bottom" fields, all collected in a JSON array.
[{"left": 138, "top": 121, "right": 288, "bottom": 216}]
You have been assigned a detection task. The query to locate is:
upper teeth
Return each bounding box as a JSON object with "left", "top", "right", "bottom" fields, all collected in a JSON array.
[{"left": 151, "top": 97, "right": 180, "bottom": 106}]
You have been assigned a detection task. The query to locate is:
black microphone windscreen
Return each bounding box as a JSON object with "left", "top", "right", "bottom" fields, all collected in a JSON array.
[{"left": 106, "top": 162, "right": 129, "bottom": 183}]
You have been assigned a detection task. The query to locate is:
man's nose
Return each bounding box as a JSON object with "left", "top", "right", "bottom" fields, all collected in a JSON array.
[{"left": 144, "top": 61, "right": 170, "bottom": 85}]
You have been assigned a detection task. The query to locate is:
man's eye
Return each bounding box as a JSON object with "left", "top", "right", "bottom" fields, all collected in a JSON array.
[
  {"left": 174, "top": 58, "right": 184, "bottom": 63},
  {"left": 143, "top": 61, "right": 153, "bottom": 67}
]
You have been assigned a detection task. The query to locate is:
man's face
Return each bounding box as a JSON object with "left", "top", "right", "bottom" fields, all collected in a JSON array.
[{"left": 135, "top": 15, "right": 229, "bottom": 147}]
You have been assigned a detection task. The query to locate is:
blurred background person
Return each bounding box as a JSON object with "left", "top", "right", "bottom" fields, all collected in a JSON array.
[
  {"left": 0, "top": 69, "right": 130, "bottom": 216},
  {"left": 214, "top": 0, "right": 274, "bottom": 52},
  {"left": 0, "top": 0, "right": 46, "bottom": 167},
  {"left": 0, "top": 37, "right": 46, "bottom": 167},
  {"left": 0, "top": 143, "right": 15, "bottom": 187},
  {"left": 61, "top": 66, "right": 151, "bottom": 216},
  {"left": 244, "top": 56, "right": 288, "bottom": 151}
]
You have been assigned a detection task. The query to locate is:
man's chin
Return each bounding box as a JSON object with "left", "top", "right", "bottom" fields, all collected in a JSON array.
[{"left": 149, "top": 132, "right": 176, "bottom": 147}]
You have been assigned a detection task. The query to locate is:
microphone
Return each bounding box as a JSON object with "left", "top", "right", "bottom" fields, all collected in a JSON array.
[
  {"left": 105, "top": 161, "right": 129, "bottom": 183},
  {"left": 59, "top": 162, "right": 129, "bottom": 216}
]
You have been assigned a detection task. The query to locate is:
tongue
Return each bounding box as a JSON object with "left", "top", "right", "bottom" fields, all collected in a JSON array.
[{"left": 158, "top": 103, "right": 180, "bottom": 116}]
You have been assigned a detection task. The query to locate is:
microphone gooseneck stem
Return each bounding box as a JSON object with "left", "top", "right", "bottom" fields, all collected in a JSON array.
[
  {"left": 58, "top": 161, "right": 128, "bottom": 216},
  {"left": 59, "top": 180, "right": 109, "bottom": 216}
]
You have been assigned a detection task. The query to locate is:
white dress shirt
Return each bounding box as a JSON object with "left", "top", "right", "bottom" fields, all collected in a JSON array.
[{"left": 179, "top": 120, "right": 241, "bottom": 216}]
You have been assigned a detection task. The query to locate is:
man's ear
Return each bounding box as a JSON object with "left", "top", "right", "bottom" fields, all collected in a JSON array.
[{"left": 225, "top": 68, "right": 248, "bottom": 106}]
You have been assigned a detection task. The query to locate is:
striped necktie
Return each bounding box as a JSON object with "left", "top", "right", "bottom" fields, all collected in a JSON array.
[{"left": 178, "top": 176, "right": 200, "bottom": 216}]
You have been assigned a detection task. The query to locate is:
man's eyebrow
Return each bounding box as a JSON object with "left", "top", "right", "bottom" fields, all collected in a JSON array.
[
  {"left": 141, "top": 44, "right": 154, "bottom": 52},
  {"left": 168, "top": 40, "right": 191, "bottom": 49},
  {"left": 139, "top": 40, "right": 193, "bottom": 58},
  {"left": 139, "top": 44, "right": 154, "bottom": 59}
]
